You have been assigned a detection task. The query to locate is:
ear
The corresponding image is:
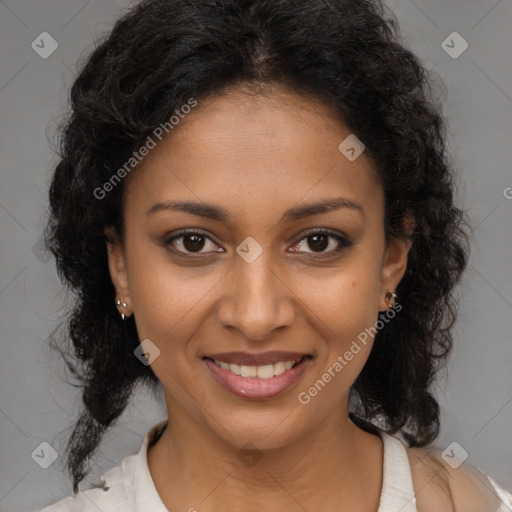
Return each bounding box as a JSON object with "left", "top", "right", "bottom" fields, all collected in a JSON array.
[
  {"left": 378, "top": 212, "right": 415, "bottom": 312},
  {"left": 105, "top": 227, "right": 133, "bottom": 319}
]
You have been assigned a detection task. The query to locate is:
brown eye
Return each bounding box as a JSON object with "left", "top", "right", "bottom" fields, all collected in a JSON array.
[
  {"left": 165, "top": 230, "right": 222, "bottom": 254},
  {"left": 289, "top": 230, "right": 353, "bottom": 255},
  {"left": 182, "top": 233, "right": 206, "bottom": 252},
  {"left": 307, "top": 233, "right": 329, "bottom": 252}
]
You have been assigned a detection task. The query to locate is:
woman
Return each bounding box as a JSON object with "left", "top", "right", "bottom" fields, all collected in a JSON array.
[{"left": 40, "top": 0, "right": 512, "bottom": 510}]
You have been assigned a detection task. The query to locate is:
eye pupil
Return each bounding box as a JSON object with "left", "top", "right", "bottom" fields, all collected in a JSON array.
[
  {"left": 183, "top": 234, "right": 205, "bottom": 252},
  {"left": 308, "top": 234, "right": 328, "bottom": 252}
]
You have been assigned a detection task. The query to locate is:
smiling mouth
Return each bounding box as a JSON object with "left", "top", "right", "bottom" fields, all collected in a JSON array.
[{"left": 202, "top": 356, "right": 309, "bottom": 379}]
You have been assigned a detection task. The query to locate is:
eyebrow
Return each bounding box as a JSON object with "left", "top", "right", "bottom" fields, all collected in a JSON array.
[{"left": 147, "top": 196, "right": 365, "bottom": 222}]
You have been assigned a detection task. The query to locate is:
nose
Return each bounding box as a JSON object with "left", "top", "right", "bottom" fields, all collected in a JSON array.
[{"left": 216, "top": 249, "right": 296, "bottom": 341}]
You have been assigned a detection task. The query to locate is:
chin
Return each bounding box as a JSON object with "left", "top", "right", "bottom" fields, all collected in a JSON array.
[{"left": 205, "top": 402, "right": 307, "bottom": 450}]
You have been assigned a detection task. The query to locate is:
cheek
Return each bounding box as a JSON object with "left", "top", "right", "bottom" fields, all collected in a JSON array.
[
  {"left": 293, "top": 261, "right": 381, "bottom": 384},
  {"left": 124, "top": 239, "right": 193, "bottom": 340},
  {"left": 130, "top": 272, "right": 215, "bottom": 347},
  {"left": 123, "top": 223, "right": 207, "bottom": 321},
  {"left": 125, "top": 251, "right": 230, "bottom": 387},
  {"left": 294, "top": 260, "right": 381, "bottom": 337}
]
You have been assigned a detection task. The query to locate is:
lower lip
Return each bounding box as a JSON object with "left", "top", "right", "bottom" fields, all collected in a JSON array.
[{"left": 203, "top": 357, "right": 312, "bottom": 400}]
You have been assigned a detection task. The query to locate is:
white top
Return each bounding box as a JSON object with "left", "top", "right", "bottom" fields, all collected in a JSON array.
[{"left": 40, "top": 419, "right": 512, "bottom": 512}]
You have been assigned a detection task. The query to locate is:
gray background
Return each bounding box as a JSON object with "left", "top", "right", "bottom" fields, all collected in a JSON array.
[{"left": 0, "top": 0, "right": 511, "bottom": 510}]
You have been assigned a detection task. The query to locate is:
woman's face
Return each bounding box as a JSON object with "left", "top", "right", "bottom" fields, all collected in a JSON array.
[{"left": 107, "top": 85, "right": 410, "bottom": 449}]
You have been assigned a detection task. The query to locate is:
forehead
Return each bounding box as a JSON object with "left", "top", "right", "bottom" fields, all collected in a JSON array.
[{"left": 124, "top": 86, "right": 383, "bottom": 222}]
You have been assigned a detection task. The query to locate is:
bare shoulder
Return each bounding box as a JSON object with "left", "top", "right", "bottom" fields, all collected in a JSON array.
[{"left": 404, "top": 443, "right": 506, "bottom": 512}]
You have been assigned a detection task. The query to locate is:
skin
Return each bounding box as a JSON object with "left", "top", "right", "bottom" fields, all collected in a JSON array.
[
  {"left": 106, "top": 83, "right": 417, "bottom": 511},
  {"left": 407, "top": 447, "right": 505, "bottom": 511}
]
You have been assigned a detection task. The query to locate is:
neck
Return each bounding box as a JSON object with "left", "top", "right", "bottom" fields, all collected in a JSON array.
[{"left": 147, "top": 403, "right": 384, "bottom": 512}]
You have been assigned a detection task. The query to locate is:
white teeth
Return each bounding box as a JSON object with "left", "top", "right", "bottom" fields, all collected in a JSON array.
[
  {"left": 273, "top": 362, "right": 285, "bottom": 376},
  {"left": 229, "top": 363, "right": 241, "bottom": 375},
  {"left": 256, "top": 364, "right": 274, "bottom": 379},
  {"left": 213, "top": 359, "right": 300, "bottom": 379},
  {"left": 240, "top": 365, "right": 257, "bottom": 377}
]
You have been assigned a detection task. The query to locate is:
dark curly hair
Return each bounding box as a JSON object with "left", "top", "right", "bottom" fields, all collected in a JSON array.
[{"left": 45, "top": 0, "right": 471, "bottom": 494}]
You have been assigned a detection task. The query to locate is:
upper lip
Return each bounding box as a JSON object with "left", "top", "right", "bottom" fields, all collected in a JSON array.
[{"left": 203, "top": 351, "right": 311, "bottom": 366}]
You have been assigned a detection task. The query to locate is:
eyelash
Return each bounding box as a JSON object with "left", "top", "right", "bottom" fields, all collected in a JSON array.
[{"left": 164, "top": 228, "right": 353, "bottom": 258}]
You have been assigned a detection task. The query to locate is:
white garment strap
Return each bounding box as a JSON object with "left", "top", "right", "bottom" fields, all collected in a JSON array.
[
  {"left": 377, "top": 433, "right": 417, "bottom": 512},
  {"left": 487, "top": 475, "right": 512, "bottom": 511}
]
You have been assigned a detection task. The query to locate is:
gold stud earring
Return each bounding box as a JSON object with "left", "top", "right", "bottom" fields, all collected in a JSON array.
[{"left": 385, "top": 291, "right": 397, "bottom": 309}]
